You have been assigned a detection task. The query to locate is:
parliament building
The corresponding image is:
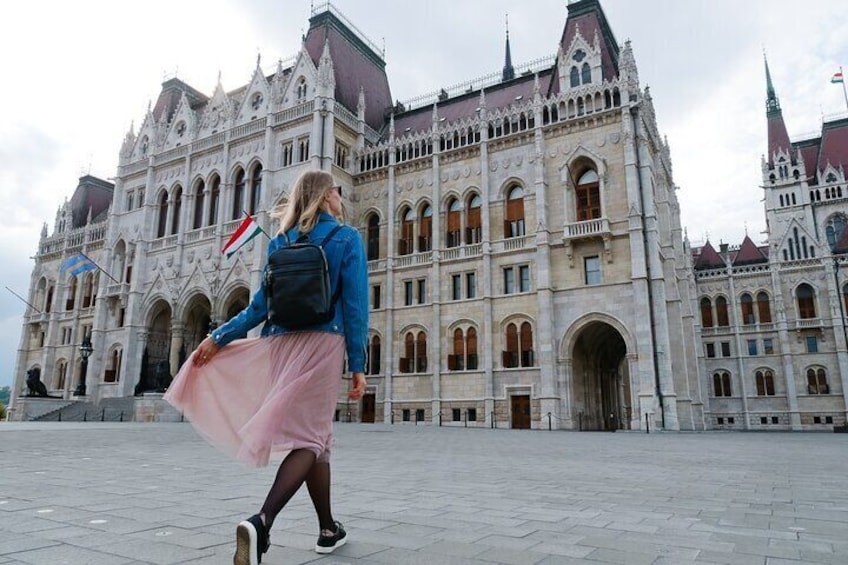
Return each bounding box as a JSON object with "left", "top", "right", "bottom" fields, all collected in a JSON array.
[{"left": 10, "top": 0, "right": 847, "bottom": 431}]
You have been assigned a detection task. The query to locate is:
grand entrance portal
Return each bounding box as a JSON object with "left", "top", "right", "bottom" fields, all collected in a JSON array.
[{"left": 571, "top": 321, "right": 630, "bottom": 431}]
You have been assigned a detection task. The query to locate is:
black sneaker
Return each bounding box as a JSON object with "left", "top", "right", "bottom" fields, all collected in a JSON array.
[
  {"left": 315, "top": 521, "right": 346, "bottom": 554},
  {"left": 234, "top": 514, "right": 270, "bottom": 565}
]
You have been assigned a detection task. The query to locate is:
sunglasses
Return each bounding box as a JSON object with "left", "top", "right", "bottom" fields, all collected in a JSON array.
[{"left": 331, "top": 185, "right": 342, "bottom": 197}]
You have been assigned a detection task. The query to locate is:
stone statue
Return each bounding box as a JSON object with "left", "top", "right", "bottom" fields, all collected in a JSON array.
[{"left": 25, "top": 368, "right": 49, "bottom": 397}]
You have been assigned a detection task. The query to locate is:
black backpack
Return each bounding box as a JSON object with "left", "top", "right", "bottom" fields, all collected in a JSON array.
[{"left": 264, "top": 225, "right": 343, "bottom": 329}]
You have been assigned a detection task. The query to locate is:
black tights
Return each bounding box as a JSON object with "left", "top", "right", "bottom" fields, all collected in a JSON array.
[{"left": 259, "top": 449, "right": 335, "bottom": 531}]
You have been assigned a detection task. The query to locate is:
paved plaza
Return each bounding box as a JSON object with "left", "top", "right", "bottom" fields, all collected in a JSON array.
[{"left": 0, "top": 423, "right": 846, "bottom": 564}]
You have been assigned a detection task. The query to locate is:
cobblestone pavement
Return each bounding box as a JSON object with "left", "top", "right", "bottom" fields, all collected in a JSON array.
[{"left": 0, "top": 422, "right": 846, "bottom": 564}]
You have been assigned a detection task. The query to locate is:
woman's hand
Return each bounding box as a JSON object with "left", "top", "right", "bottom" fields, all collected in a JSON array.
[
  {"left": 348, "top": 372, "right": 366, "bottom": 400},
  {"left": 192, "top": 336, "right": 220, "bottom": 367}
]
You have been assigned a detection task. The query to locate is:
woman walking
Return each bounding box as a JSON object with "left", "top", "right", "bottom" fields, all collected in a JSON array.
[{"left": 164, "top": 170, "right": 368, "bottom": 565}]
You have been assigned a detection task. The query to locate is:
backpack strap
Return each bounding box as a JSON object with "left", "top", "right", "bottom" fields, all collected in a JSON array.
[{"left": 320, "top": 225, "right": 345, "bottom": 306}]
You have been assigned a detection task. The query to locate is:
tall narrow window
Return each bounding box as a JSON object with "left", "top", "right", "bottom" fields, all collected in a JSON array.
[
  {"left": 368, "top": 336, "right": 381, "bottom": 375},
  {"left": 504, "top": 186, "right": 525, "bottom": 238},
  {"left": 757, "top": 291, "right": 772, "bottom": 323},
  {"left": 232, "top": 169, "right": 246, "bottom": 220},
  {"left": 466, "top": 272, "right": 476, "bottom": 299},
  {"left": 399, "top": 207, "right": 414, "bottom": 256},
  {"left": 581, "top": 62, "right": 591, "bottom": 84},
  {"left": 504, "top": 267, "right": 515, "bottom": 294},
  {"left": 503, "top": 323, "right": 519, "bottom": 368},
  {"left": 419, "top": 205, "right": 433, "bottom": 252},
  {"left": 466, "top": 328, "right": 478, "bottom": 370},
  {"left": 740, "top": 293, "right": 755, "bottom": 325},
  {"left": 446, "top": 198, "right": 461, "bottom": 248},
  {"left": 713, "top": 371, "right": 731, "bottom": 397},
  {"left": 170, "top": 186, "right": 182, "bottom": 235},
  {"left": 716, "top": 296, "right": 729, "bottom": 326},
  {"left": 466, "top": 194, "right": 482, "bottom": 244},
  {"left": 575, "top": 169, "right": 601, "bottom": 221},
  {"left": 585, "top": 256, "right": 601, "bottom": 285},
  {"left": 700, "top": 297, "right": 714, "bottom": 328},
  {"left": 449, "top": 328, "right": 465, "bottom": 371},
  {"left": 755, "top": 370, "right": 775, "bottom": 396},
  {"left": 65, "top": 276, "right": 77, "bottom": 311},
  {"left": 417, "top": 279, "right": 426, "bottom": 304},
  {"left": 415, "top": 332, "right": 428, "bottom": 372},
  {"left": 367, "top": 214, "right": 380, "bottom": 260},
  {"left": 81, "top": 273, "right": 94, "bottom": 309},
  {"left": 451, "top": 275, "right": 461, "bottom": 301},
  {"left": 796, "top": 284, "right": 816, "bottom": 319},
  {"left": 249, "top": 164, "right": 262, "bottom": 215},
  {"left": 192, "top": 180, "right": 205, "bottom": 230},
  {"left": 519, "top": 265, "right": 530, "bottom": 292},
  {"left": 208, "top": 175, "right": 220, "bottom": 226},
  {"left": 807, "top": 367, "right": 828, "bottom": 394},
  {"left": 520, "top": 322, "right": 534, "bottom": 367},
  {"left": 569, "top": 66, "right": 579, "bottom": 87},
  {"left": 402, "top": 333, "right": 415, "bottom": 373},
  {"left": 157, "top": 191, "right": 168, "bottom": 238}
]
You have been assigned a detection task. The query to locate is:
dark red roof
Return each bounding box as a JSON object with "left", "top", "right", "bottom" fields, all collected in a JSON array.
[
  {"left": 732, "top": 235, "right": 768, "bottom": 266},
  {"left": 550, "top": 0, "right": 619, "bottom": 96},
  {"left": 392, "top": 71, "right": 553, "bottom": 138},
  {"left": 694, "top": 241, "right": 725, "bottom": 270},
  {"left": 767, "top": 113, "right": 791, "bottom": 165},
  {"left": 152, "top": 78, "right": 209, "bottom": 124},
  {"left": 818, "top": 117, "right": 848, "bottom": 173},
  {"left": 796, "top": 139, "right": 820, "bottom": 184},
  {"left": 70, "top": 176, "right": 114, "bottom": 229},
  {"left": 304, "top": 11, "right": 391, "bottom": 132}
]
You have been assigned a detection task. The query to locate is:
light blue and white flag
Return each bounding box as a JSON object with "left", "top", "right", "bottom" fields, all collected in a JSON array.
[{"left": 60, "top": 253, "right": 97, "bottom": 276}]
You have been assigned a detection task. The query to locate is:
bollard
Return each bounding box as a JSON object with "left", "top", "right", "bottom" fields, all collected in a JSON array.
[
  {"left": 58, "top": 410, "right": 62, "bottom": 422},
  {"left": 578, "top": 411, "right": 583, "bottom": 431},
  {"left": 464, "top": 410, "right": 468, "bottom": 428},
  {"left": 490, "top": 411, "right": 495, "bottom": 429},
  {"left": 119, "top": 411, "right": 123, "bottom": 422},
  {"left": 83, "top": 411, "right": 87, "bottom": 422},
  {"left": 645, "top": 413, "right": 650, "bottom": 434},
  {"left": 101, "top": 408, "right": 106, "bottom": 422},
  {"left": 547, "top": 412, "right": 552, "bottom": 431}
]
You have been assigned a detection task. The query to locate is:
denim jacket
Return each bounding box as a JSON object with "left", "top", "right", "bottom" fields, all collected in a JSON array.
[{"left": 210, "top": 212, "right": 369, "bottom": 373}]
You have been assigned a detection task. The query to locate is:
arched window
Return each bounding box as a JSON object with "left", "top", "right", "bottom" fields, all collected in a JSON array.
[
  {"left": 208, "top": 175, "right": 220, "bottom": 226},
  {"left": 843, "top": 283, "right": 848, "bottom": 319},
  {"left": 503, "top": 322, "right": 534, "bottom": 368},
  {"left": 700, "top": 297, "right": 713, "bottom": 327},
  {"left": 296, "top": 77, "right": 308, "bottom": 101},
  {"left": 157, "top": 191, "right": 168, "bottom": 238},
  {"left": 576, "top": 169, "right": 601, "bottom": 221},
  {"left": 569, "top": 66, "right": 579, "bottom": 88},
  {"left": 45, "top": 284, "right": 54, "bottom": 313},
  {"left": 81, "top": 273, "right": 95, "bottom": 309},
  {"left": 419, "top": 204, "right": 433, "bottom": 252},
  {"left": 715, "top": 296, "right": 729, "bottom": 326},
  {"left": 366, "top": 214, "right": 380, "bottom": 260},
  {"left": 504, "top": 186, "right": 525, "bottom": 238},
  {"left": 105, "top": 348, "right": 122, "bottom": 383},
  {"left": 54, "top": 362, "right": 67, "bottom": 391},
  {"left": 466, "top": 327, "right": 478, "bottom": 370},
  {"left": 446, "top": 198, "right": 461, "bottom": 248},
  {"left": 466, "top": 194, "right": 482, "bottom": 244},
  {"left": 192, "top": 180, "right": 205, "bottom": 230},
  {"left": 416, "top": 331, "right": 428, "bottom": 372},
  {"left": 581, "top": 62, "right": 591, "bottom": 84},
  {"left": 806, "top": 367, "right": 829, "bottom": 394},
  {"left": 248, "top": 164, "right": 262, "bottom": 215},
  {"left": 796, "top": 283, "right": 816, "bottom": 319},
  {"left": 399, "top": 207, "right": 415, "bottom": 255},
  {"left": 740, "top": 293, "right": 755, "bottom": 325},
  {"left": 449, "top": 328, "right": 465, "bottom": 371},
  {"left": 170, "top": 185, "right": 182, "bottom": 235},
  {"left": 400, "top": 331, "right": 427, "bottom": 373},
  {"left": 367, "top": 335, "right": 381, "bottom": 375},
  {"left": 65, "top": 275, "right": 77, "bottom": 311},
  {"left": 712, "top": 371, "right": 731, "bottom": 397},
  {"left": 757, "top": 291, "right": 772, "bottom": 323},
  {"left": 232, "top": 168, "right": 246, "bottom": 220},
  {"left": 755, "top": 369, "right": 775, "bottom": 396}
]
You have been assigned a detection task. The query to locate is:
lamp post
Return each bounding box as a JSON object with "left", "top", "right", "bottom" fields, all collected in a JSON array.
[
  {"left": 74, "top": 333, "right": 93, "bottom": 396},
  {"left": 826, "top": 232, "right": 848, "bottom": 348}
]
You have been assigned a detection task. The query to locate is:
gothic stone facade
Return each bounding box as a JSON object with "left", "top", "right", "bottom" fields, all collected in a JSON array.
[{"left": 13, "top": 0, "right": 706, "bottom": 430}]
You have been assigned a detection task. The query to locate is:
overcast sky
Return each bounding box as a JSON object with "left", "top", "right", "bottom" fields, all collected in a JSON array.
[{"left": 1, "top": 0, "right": 846, "bottom": 389}]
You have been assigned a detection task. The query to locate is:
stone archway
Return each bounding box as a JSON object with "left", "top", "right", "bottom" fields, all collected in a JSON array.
[
  {"left": 221, "top": 287, "right": 250, "bottom": 323},
  {"left": 571, "top": 321, "right": 630, "bottom": 431},
  {"left": 137, "top": 300, "right": 172, "bottom": 394},
  {"left": 183, "top": 295, "right": 212, "bottom": 356}
]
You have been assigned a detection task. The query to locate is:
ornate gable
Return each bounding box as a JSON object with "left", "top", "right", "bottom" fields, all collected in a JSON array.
[
  {"left": 163, "top": 92, "right": 197, "bottom": 150},
  {"left": 131, "top": 108, "right": 157, "bottom": 162},
  {"left": 234, "top": 59, "right": 271, "bottom": 125},
  {"left": 196, "top": 78, "right": 234, "bottom": 138},
  {"left": 280, "top": 47, "right": 319, "bottom": 109}
]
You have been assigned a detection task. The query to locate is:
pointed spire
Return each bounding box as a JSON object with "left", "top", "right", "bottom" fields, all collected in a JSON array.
[
  {"left": 357, "top": 86, "right": 366, "bottom": 119},
  {"left": 764, "top": 53, "right": 780, "bottom": 116},
  {"left": 479, "top": 88, "right": 486, "bottom": 108},
  {"left": 502, "top": 13, "right": 515, "bottom": 82},
  {"left": 389, "top": 112, "right": 395, "bottom": 138},
  {"left": 764, "top": 52, "right": 791, "bottom": 165}
]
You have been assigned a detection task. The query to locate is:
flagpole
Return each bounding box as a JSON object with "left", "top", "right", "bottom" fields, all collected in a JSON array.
[
  {"left": 79, "top": 251, "right": 121, "bottom": 284},
  {"left": 4, "top": 286, "right": 42, "bottom": 314},
  {"left": 841, "top": 66, "right": 848, "bottom": 113}
]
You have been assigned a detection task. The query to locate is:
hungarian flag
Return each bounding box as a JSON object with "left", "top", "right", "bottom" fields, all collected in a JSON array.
[
  {"left": 221, "top": 215, "right": 264, "bottom": 258},
  {"left": 832, "top": 71, "right": 844, "bottom": 84}
]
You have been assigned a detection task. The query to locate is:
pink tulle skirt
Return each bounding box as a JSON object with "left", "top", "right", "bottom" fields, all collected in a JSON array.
[{"left": 164, "top": 333, "right": 345, "bottom": 467}]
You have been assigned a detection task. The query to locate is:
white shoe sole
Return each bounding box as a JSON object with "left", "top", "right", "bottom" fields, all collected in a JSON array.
[
  {"left": 315, "top": 535, "right": 346, "bottom": 554},
  {"left": 234, "top": 520, "right": 258, "bottom": 565}
]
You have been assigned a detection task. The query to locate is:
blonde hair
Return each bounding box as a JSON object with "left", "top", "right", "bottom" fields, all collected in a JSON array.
[{"left": 272, "top": 170, "right": 340, "bottom": 235}]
